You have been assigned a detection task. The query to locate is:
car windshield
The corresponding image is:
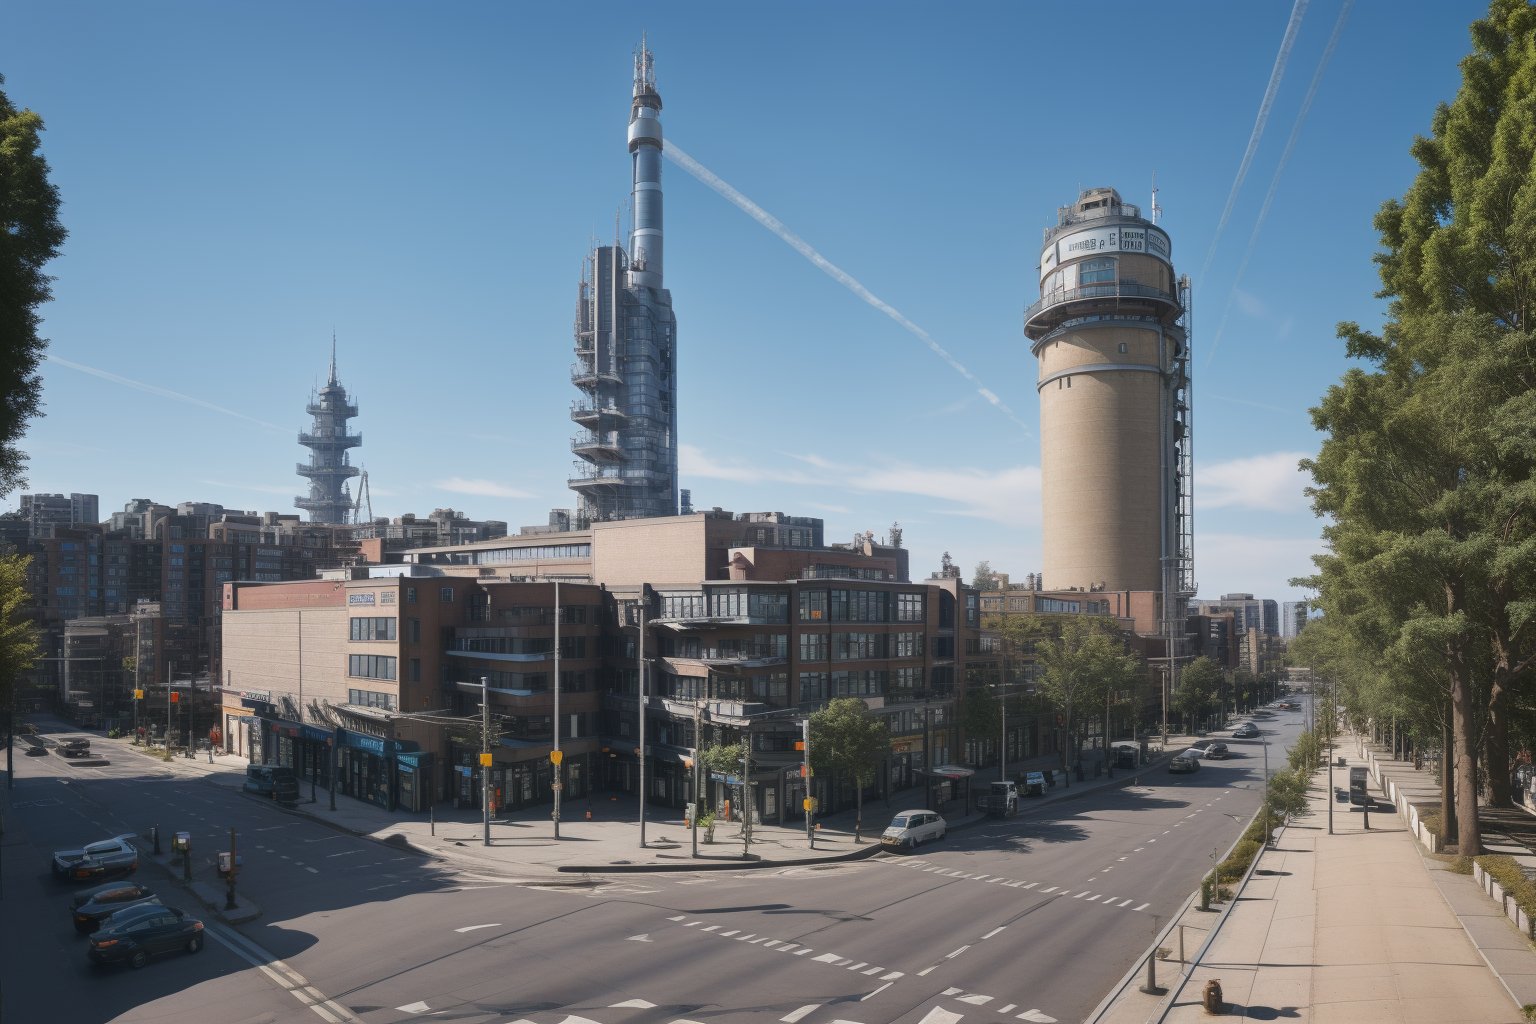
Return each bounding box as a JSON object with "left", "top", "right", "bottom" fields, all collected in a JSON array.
[
  {"left": 84, "top": 841, "right": 116, "bottom": 855},
  {"left": 889, "top": 816, "right": 910, "bottom": 828}
]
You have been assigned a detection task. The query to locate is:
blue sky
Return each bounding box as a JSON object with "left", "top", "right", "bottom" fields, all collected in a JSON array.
[{"left": 4, "top": 1, "right": 1490, "bottom": 605}]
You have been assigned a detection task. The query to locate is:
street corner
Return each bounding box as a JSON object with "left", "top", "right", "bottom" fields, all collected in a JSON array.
[{"left": 188, "top": 879, "right": 261, "bottom": 925}]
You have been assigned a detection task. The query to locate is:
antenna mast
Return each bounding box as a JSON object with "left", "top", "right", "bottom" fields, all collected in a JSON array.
[{"left": 1151, "top": 173, "right": 1163, "bottom": 225}]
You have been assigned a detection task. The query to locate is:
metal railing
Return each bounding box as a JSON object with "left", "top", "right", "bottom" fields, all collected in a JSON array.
[{"left": 1024, "top": 280, "right": 1180, "bottom": 325}]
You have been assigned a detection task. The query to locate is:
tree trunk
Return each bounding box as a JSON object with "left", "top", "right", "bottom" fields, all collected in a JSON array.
[
  {"left": 1452, "top": 662, "right": 1482, "bottom": 856},
  {"left": 1443, "top": 711, "right": 1458, "bottom": 846}
]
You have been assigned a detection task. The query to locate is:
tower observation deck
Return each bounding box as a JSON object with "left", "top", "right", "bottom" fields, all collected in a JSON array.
[
  {"left": 1025, "top": 186, "right": 1194, "bottom": 605},
  {"left": 567, "top": 40, "right": 679, "bottom": 524},
  {"left": 295, "top": 345, "right": 361, "bottom": 524}
]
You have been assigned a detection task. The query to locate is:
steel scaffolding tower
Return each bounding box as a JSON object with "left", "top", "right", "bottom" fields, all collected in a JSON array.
[
  {"left": 568, "top": 40, "right": 679, "bottom": 524},
  {"left": 295, "top": 344, "right": 361, "bottom": 524}
]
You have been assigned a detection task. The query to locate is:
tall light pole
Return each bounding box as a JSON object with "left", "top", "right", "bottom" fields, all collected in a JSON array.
[
  {"left": 637, "top": 594, "right": 648, "bottom": 849},
  {"left": 480, "top": 676, "right": 491, "bottom": 847},
  {"left": 552, "top": 580, "right": 562, "bottom": 839}
]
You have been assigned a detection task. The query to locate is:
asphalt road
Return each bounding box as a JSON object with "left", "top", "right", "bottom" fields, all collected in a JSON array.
[{"left": 1, "top": 706, "right": 1308, "bottom": 1024}]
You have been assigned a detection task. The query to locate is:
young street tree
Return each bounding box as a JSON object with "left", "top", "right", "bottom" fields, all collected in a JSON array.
[
  {"left": 1024, "top": 616, "right": 1141, "bottom": 774},
  {"left": 1301, "top": 0, "right": 1536, "bottom": 855},
  {"left": 0, "top": 76, "right": 67, "bottom": 499},
  {"left": 810, "top": 697, "right": 888, "bottom": 839},
  {"left": 1, "top": 554, "right": 42, "bottom": 774},
  {"left": 1174, "top": 656, "right": 1223, "bottom": 732}
]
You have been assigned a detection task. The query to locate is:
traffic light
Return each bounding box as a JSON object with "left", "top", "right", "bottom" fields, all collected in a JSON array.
[{"left": 170, "top": 692, "right": 180, "bottom": 704}]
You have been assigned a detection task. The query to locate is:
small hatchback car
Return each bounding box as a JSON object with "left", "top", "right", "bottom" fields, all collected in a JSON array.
[{"left": 881, "top": 809, "right": 947, "bottom": 851}]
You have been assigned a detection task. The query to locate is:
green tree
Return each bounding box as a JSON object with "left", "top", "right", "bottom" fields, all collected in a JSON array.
[
  {"left": 1030, "top": 616, "right": 1142, "bottom": 772},
  {"left": 960, "top": 686, "right": 1001, "bottom": 758},
  {"left": 1175, "top": 656, "right": 1223, "bottom": 731},
  {"left": 0, "top": 77, "right": 67, "bottom": 498},
  {"left": 1, "top": 555, "right": 41, "bottom": 753},
  {"left": 971, "top": 561, "right": 1002, "bottom": 591},
  {"left": 810, "top": 697, "right": 888, "bottom": 835},
  {"left": 1301, "top": 0, "right": 1536, "bottom": 854}
]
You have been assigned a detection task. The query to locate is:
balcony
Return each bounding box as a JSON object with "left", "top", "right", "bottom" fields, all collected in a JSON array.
[
  {"left": 572, "top": 433, "right": 623, "bottom": 461},
  {"left": 295, "top": 462, "right": 359, "bottom": 478},
  {"left": 571, "top": 362, "right": 623, "bottom": 389},
  {"left": 298, "top": 431, "right": 361, "bottom": 448},
  {"left": 1023, "top": 280, "right": 1181, "bottom": 339},
  {"left": 568, "top": 467, "right": 626, "bottom": 490},
  {"left": 571, "top": 401, "right": 627, "bottom": 426}
]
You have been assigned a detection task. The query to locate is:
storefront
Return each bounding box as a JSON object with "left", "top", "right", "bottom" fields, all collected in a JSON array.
[{"left": 395, "top": 750, "right": 433, "bottom": 813}]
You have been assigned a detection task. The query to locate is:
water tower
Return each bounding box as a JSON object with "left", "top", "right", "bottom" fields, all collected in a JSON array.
[{"left": 1023, "top": 187, "right": 1193, "bottom": 611}]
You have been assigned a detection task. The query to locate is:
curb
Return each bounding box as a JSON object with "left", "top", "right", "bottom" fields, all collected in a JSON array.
[{"left": 557, "top": 840, "right": 885, "bottom": 873}]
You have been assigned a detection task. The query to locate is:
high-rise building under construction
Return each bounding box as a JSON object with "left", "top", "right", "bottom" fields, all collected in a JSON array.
[
  {"left": 568, "top": 42, "right": 678, "bottom": 524},
  {"left": 295, "top": 346, "right": 361, "bottom": 524},
  {"left": 1023, "top": 187, "right": 1194, "bottom": 617}
]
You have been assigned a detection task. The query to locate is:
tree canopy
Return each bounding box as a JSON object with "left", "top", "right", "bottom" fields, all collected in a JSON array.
[
  {"left": 810, "top": 697, "right": 888, "bottom": 828},
  {"left": 1300, "top": 0, "right": 1536, "bottom": 855},
  {"left": 0, "top": 76, "right": 66, "bottom": 499}
]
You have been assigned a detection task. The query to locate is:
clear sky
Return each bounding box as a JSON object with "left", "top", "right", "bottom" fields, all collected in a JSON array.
[{"left": 3, "top": 0, "right": 1491, "bottom": 605}]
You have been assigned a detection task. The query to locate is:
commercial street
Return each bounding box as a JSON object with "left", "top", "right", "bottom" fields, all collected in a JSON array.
[{"left": 2, "top": 708, "right": 1306, "bottom": 1023}]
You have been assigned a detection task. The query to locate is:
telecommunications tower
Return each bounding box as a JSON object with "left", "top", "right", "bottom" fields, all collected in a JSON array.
[{"left": 567, "top": 40, "right": 679, "bottom": 523}]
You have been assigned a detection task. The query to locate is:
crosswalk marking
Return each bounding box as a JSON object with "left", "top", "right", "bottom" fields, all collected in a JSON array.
[
  {"left": 781, "top": 1006, "right": 818, "bottom": 1023},
  {"left": 814, "top": 953, "right": 842, "bottom": 963},
  {"left": 958, "top": 993, "right": 993, "bottom": 1005}
]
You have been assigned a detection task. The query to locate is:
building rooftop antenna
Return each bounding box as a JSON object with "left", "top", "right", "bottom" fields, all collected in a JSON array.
[
  {"left": 328, "top": 330, "right": 338, "bottom": 386},
  {"left": 1151, "top": 173, "right": 1162, "bottom": 225}
]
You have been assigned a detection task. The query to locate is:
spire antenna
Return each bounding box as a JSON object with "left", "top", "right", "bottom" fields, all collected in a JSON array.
[{"left": 1151, "top": 172, "right": 1163, "bottom": 225}]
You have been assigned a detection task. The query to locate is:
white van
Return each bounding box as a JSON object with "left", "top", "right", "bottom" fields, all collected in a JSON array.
[{"left": 881, "top": 809, "right": 947, "bottom": 851}]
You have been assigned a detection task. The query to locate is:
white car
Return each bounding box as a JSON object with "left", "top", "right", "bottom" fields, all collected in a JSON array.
[{"left": 881, "top": 809, "right": 947, "bottom": 851}]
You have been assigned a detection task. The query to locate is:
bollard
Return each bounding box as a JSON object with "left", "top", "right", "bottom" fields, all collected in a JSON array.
[
  {"left": 151, "top": 825, "right": 161, "bottom": 855},
  {"left": 1202, "top": 978, "right": 1225, "bottom": 1014}
]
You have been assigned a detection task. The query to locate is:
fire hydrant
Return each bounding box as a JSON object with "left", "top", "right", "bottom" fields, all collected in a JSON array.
[{"left": 1202, "top": 978, "right": 1225, "bottom": 1014}]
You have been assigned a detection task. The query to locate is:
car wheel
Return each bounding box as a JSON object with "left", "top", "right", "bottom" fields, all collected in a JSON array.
[
  {"left": 130, "top": 949, "right": 149, "bottom": 969},
  {"left": 937, "top": 829, "right": 946, "bottom": 841},
  {"left": 186, "top": 935, "right": 203, "bottom": 954}
]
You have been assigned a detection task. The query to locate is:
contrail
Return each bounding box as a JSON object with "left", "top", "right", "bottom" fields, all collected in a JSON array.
[
  {"left": 1199, "top": 0, "right": 1310, "bottom": 283},
  {"left": 1205, "top": 0, "right": 1350, "bottom": 370},
  {"left": 45, "top": 354, "right": 288, "bottom": 431},
  {"left": 664, "top": 140, "right": 1033, "bottom": 436}
]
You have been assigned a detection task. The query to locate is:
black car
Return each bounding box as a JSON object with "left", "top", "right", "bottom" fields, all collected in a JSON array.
[
  {"left": 24, "top": 744, "right": 48, "bottom": 756},
  {"left": 1205, "top": 742, "right": 1230, "bottom": 759},
  {"left": 88, "top": 904, "right": 204, "bottom": 968},
  {"left": 71, "top": 881, "right": 160, "bottom": 934}
]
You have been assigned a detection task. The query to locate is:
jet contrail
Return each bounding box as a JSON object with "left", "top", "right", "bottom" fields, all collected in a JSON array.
[
  {"left": 45, "top": 353, "right": 287, "bottom": 431},
  {"left": 664, "top": 140, "right": 1033, "bottom": 436},
  {"left": 1205, "top": 0, "right": 1350, "bottom": 370},
  {"left": 1200, "top": 0, "right": 1310, "bottom": 283}
]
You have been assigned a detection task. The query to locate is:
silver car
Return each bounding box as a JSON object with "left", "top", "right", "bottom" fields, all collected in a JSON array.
[
  {"left": 53, "top": 834, "right": 139, "bottom": 882},
  {"left": 881, "top": 809, "right": 947, "bottom": 851}
]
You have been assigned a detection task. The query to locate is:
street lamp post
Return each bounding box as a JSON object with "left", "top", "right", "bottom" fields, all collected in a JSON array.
[
  {"left": 480, "top": 676, "right": 491, "bottom": 847},
  {"left": 552, "top": 580, "right": 561, "bottom": 840},
  {"left": 637, "top": 596, "right": 648, "bottom": 849}
]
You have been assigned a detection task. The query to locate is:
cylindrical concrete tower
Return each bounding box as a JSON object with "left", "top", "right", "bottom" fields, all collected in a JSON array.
[{"left": 1024, "top": 187, "right": 1191, "bottom": 598}]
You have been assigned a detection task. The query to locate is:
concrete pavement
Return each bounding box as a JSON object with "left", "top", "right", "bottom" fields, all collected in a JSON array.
[{"left": 1096, "top": 732, "right": 1536, "bottom": 1023}]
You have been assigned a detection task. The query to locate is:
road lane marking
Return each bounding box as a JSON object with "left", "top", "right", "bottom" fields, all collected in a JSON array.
[
  {"left": 983, "top": 927, "right": 1005, "bottom": 939},
  {"left": 916, "top": 1010, "right": 963, "bottom": 1024},
  {"left": 918, "top": 966, "right": 938, "bottom": 976},
  {"left": 669, "top": 915, "right": 687, "bottom": 921},
  {"left": 782, "top": 1007, "right": 819, "bottom": 1022},
  {"left": 862, "top": 966, "right": 883, "bottom": 975},
  {"left": 454, "top": 923, "right": 501, "bottom": 933},
  {"left": 848, "top": 961, "right": 867, "bottom": 970},
  {"left": 958, "top": 993, "right": 993, "bottom": 1005},
  {"left": 945, "top": 945, "right": 970, "bottom": 959},
  {"left": 862, "top": 982, "right": 893, "bottom": 1001},
  {"left": 1134, "top": 902, "right": 1150, "bottom": 911},
  {"left": 814, "top": 953, "right": 842, "bottom": 963},
  {"left": 1040, "top": 886, "right": 1057, "bottom": 893},
  {"left": 882, "top": 971, "right": 904, "bottom": 980},
  {"left": 610, "top": 1000, "right": 656, "bottom": 1009},
  {"left": 207, "top": 923, "right": 357, "bottom": 1023},
  {"left": 1119, "top": 898, "right": 1133, "bottom": 907}
]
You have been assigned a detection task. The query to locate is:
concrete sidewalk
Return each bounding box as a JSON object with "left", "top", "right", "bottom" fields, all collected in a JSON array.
[
  {"left": 1096, "top": 737, "right": 1536, "bottom": 1023},
  {"left": 89, "top": 726, "right": 1183, "bottom": 881}
]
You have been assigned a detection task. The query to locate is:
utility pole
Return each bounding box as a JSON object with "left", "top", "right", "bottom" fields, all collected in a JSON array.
[
  {"left": 741, "top": 732, "right": 752, "bottom": 859},
  {"left": 164, "top": 662, "right": 173, "bottom": 762},
  {"left": 803, "top": 716, "right": 814, "bottom": 849},
  {"left": 637, "top": 596, "right": 648, "bottom": 849},
  {"left": 1000, "top": 687, "right": 1007, "bottom": 785},
  {"left": 553, "top": 580, "right": 562, "bottom": 840},
  {"left": 480, "top": 676, "right": 491, "bottom": 847},
  {"left": 691, "top": 699, "right": 701, "bottom": 858}
]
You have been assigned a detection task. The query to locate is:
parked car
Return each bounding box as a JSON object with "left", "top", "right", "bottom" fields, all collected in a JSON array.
[
  {"left": 243, "top": 764, "right": 299, "bottom": 803},
  {"left": 25, "top": 744, "right": 48, "bottom": 756},
  {"left": 53, "top": 835, "right": 139, "bottom": 882},
  {"left": 1233, "top": 723, "right": 1259, "bottom": 739},
  {"left": 1021, "top": 770, "right": 1048, "bottom": 796},
  {"left": 1204, "top": 742, "right": 1230, "bottom": 759},
  {"left": 1169, "top": 752, "right": 1201, "bottom": 773},
  {"left": 881, "top": 809, "right": 947, "bottom": 851},
  {"left": 59, "top": 737, "right": 91, "bottom": 757},
  {"left": 71, "top": 881, "right": 160, "bottom": 933},
  {"left": 87, "top": 904, "right": 204, "bottom": 968}
]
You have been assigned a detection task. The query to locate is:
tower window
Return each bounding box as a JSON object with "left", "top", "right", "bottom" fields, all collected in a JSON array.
[
  {"left": 1118, "top": 342, "right": 1128, "bottom": 354},
  {"left": 1080, "top": 258, "right": 1116, "bottom": 284}
]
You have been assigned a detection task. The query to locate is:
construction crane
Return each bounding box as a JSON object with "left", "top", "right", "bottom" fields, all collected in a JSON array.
[{"left": 352, "top": 469, "right": 373, "bottom": 528}]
